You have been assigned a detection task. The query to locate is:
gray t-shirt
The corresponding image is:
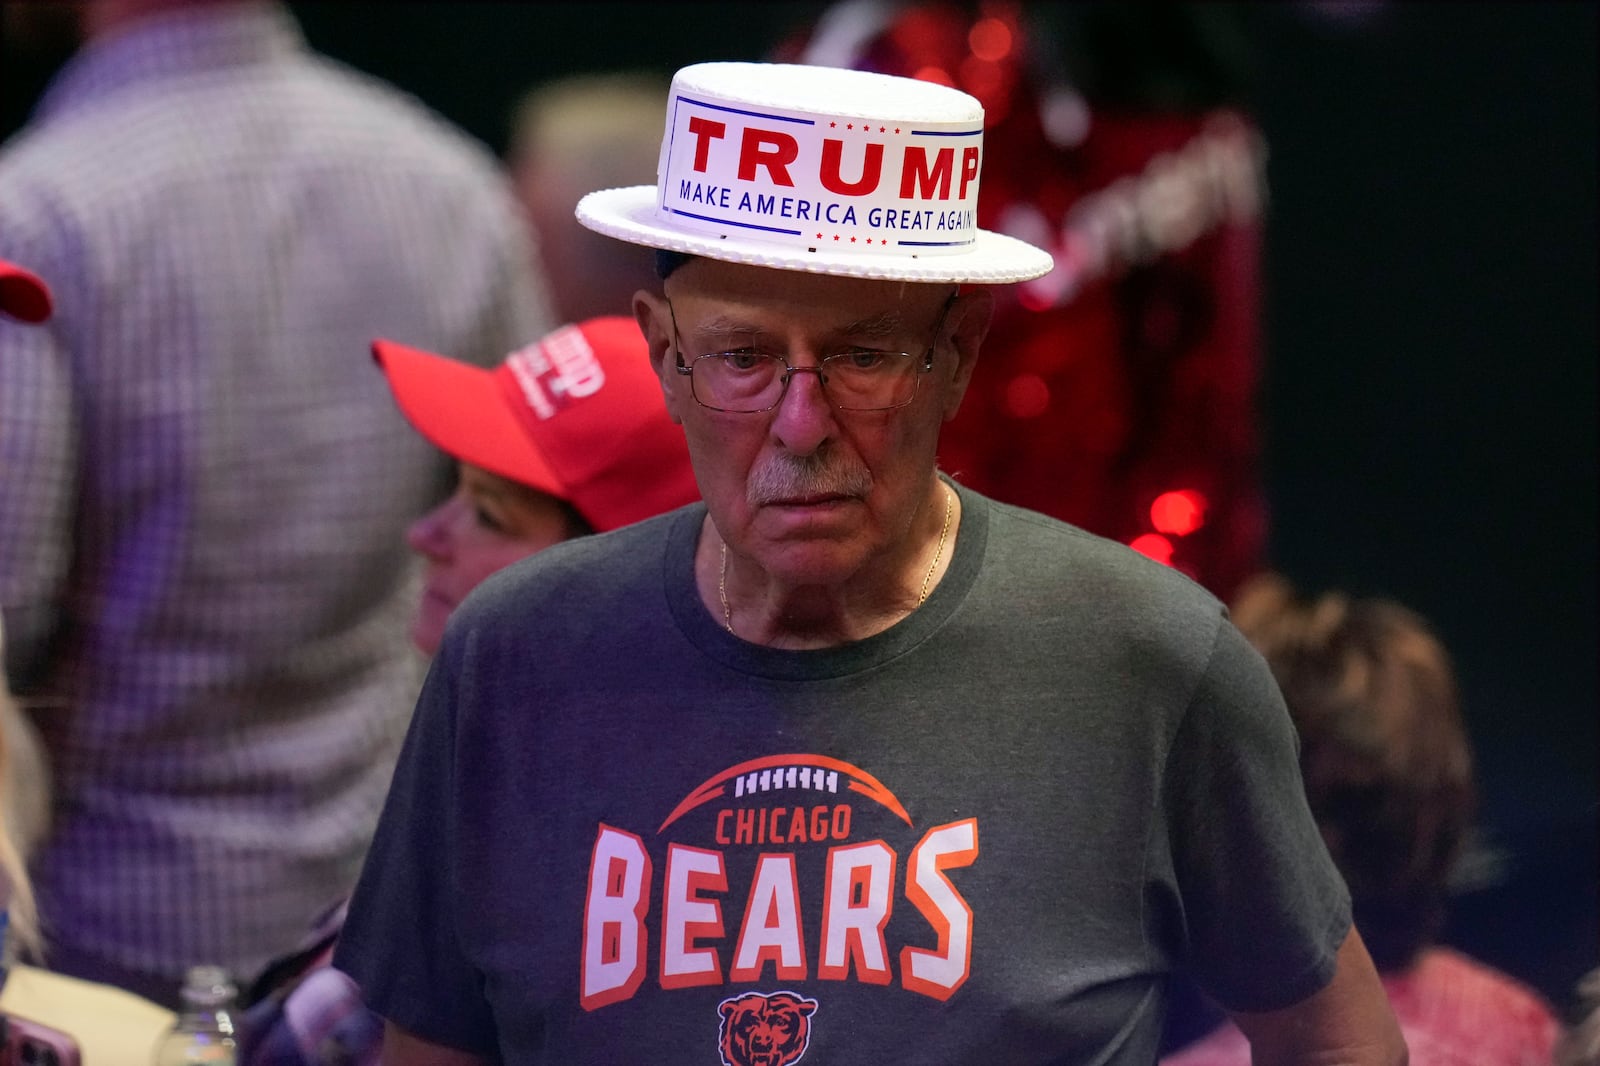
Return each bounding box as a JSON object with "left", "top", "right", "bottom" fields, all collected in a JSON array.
[{"left": 336, "top": 481, "right": 1350, "bottom": 1064}]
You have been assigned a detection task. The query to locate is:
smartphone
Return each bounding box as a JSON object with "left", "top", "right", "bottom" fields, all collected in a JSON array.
[{"left": 0, "top": 1014, "right": 81, "bottom": 1066}]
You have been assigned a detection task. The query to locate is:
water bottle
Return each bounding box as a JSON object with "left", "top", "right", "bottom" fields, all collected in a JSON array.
[{"left": 152, "top": 965, "right": 238, "bottom": 1065}]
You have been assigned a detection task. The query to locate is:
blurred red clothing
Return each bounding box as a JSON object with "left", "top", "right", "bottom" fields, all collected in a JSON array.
[{"left": 1162, "top": 948, "right": 1562, "bottom": 1066}]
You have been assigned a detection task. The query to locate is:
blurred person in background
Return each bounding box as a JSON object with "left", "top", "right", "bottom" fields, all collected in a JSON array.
[
  {"left": 0, "top": 0, "right": 552, "bottom": 1006},
  {"left": 1557, "top": 968, "right": 1600, "bottom": 1066},
  {"left": 1, "top": 260, "right": 177, "bottom": 1065},
  {"left": 380, "top": 316, "right": 702, "bottom": 660},
  {"left": 1, "top": 259, "right": 55, "bottom": 969},
  {"left": 1, "top": 612, "right": 49, "bottom": 972},
  {"left": 1163, "top": 572, "right": 1562, "bottom": 1065},
  {"left": 234, "top": 316, "right": 699, "bottom": 1065},
  {"left": 1, "top": 603, "right": 179, "bottom": 1062},
  {"left": 506, "top": 70, "right": 669, "bottom": 324}
]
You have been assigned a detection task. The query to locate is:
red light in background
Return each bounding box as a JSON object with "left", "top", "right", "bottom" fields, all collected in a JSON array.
[
  {"left": 1149, "top": 489, "right": 1208, "bottom": 536},
  {"left": 1003, "top": 372, "right": 1051, "bottom": 418},
  {"left": 766, "top": 5, "right": 1273, "bottom": 603},
  {"left": 1129, "top": 533, "right": 1174, "bottom": 565},
  {"left": 968, "top": 17, "right": 1013, "bottom": 62},
  {"left": 960, "top": 57, "right": 1004, "bottom": 102},
  {"left": 1017, "top": 283, "right": 1055, "bottom": 312}
]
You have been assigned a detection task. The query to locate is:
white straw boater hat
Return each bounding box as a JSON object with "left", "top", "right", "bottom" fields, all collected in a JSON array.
[{"left": 576, "top": 62, "right": 1053, "bottom": 284}]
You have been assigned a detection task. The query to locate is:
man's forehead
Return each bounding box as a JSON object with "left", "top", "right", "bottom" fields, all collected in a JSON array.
[
  {"left": 666, "top": 260, "right": 953, "bottom": 322},
  {"left": 685, "top": 307, "right": 909, "bottom": 341}
]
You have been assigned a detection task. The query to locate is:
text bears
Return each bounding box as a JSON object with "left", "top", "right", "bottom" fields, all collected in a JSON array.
[{"left": 580, "top": 818, "right": 979, "bottom": 1010}]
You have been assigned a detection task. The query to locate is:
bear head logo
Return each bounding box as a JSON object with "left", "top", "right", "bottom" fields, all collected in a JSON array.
[{"left": 717, "top": 989, "right": 820, "bottom": 1066}]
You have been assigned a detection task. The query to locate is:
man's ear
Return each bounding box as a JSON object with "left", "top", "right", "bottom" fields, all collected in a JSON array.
[
  {"left": 634, "top": 289, "right": 685, "bottom": 425},
  {"left": 942, "top": 286, "right": 994, "bottom": 423}
]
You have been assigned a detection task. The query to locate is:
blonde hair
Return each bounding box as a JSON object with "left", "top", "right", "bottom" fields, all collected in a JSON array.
[
  {"left": 0, "top": 620, "right": 48, "bottom": 960},
  {"left": 505, "top": 71, "right": 668, "bottom": 323},
  {"left": 507, "top": 71, "right": 668, "bottom": 189}
]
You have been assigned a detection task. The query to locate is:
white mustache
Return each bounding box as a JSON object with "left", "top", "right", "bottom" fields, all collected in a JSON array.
[{"left": 747, "top": 453, "right": 872, "bottom": 504}]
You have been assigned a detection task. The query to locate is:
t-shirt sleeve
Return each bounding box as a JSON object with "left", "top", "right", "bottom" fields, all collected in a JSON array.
[
  {"left": 332, "top": 644, "right": 497, "bottom": 1053},
  {"left": 1161, "top": 615, "right": 1352, "bottom": 1013}
]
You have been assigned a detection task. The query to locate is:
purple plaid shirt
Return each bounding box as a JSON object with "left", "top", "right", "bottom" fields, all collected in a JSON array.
[{"left": 0, "top": 0, "right": 551, "bottom": 983}]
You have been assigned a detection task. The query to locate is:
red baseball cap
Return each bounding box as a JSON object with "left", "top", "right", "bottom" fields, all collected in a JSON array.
[
  {"left": 0, "top": 259, "right": 52, "bottom": 323},
  {"left": 372, "top": 316, "right": 699, "bottom": 533}
]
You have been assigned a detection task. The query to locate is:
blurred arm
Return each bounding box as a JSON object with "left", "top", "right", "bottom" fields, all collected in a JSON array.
[{"left": 1229, "top": 926, "right": 1407, "bottom": 1066}]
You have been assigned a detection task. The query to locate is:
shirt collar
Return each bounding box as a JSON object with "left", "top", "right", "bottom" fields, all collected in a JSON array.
[{"left": 34, "top": 1, "right": 305, "bottom": 123}]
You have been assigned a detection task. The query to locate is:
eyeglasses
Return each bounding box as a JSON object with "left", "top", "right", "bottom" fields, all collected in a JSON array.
[{"left": 667, "top": 292, "right": 955, "bottom": 413}]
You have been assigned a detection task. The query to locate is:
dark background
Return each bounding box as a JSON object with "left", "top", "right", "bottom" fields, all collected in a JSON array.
[
  {"left": 4, "top": 0, "right": 1594, "bottom": 1017},
  {"left": 1239, "top": 1, "right": 1596, "bottom": 1023}
]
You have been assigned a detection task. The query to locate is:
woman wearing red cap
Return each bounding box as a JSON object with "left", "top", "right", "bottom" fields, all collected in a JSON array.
[
  {"left": 374, "top": 315, "right": 701, "bottom": 656},
  {"left": 235, "top": 318, "right": 698, "bottom": 1062},
  {"left": 403, "top": 465, "right": 594, "bottom": 656}
]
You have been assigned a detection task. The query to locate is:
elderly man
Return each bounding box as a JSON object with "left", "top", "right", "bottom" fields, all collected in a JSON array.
[{"left": 335, "top": 63, "right": 1405, "bottom": 1065}]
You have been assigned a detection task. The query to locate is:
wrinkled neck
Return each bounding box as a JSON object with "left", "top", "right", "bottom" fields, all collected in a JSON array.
[{"left": 703, "top": 482, "right": 957, "bottom": 649}]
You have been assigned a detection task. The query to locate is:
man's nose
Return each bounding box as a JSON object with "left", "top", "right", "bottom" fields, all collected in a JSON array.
[{"left": 770, "top": 364, "right": 838, "bottom": 455}]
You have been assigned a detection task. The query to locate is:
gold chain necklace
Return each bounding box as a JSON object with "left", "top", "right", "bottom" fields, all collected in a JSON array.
[{"left": 718, "top": 484, "right": 954, "bottom": 635}]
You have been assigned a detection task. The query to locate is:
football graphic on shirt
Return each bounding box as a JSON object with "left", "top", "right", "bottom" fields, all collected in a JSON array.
[
  {"left": 659, "top": 753, "right": 914, "bottom": 833},
  {"left": 580, "top": 750, "right": 980, "bottom": 1019}
]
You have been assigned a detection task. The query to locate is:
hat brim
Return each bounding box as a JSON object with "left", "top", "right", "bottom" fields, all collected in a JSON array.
[
  {"left": 577, "top": 185, "right": 1054, "bottom": 285},
  {"left": 372, "top": 339, "right": 566, "bottom": 501},
  {"left": 0, "top": 262, "right": 53, "bottom": 323}
]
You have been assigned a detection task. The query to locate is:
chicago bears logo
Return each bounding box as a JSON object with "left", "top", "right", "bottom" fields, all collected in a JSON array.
[{"left": 717, "top": 990, "right": 819, "bottom": 1066}]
